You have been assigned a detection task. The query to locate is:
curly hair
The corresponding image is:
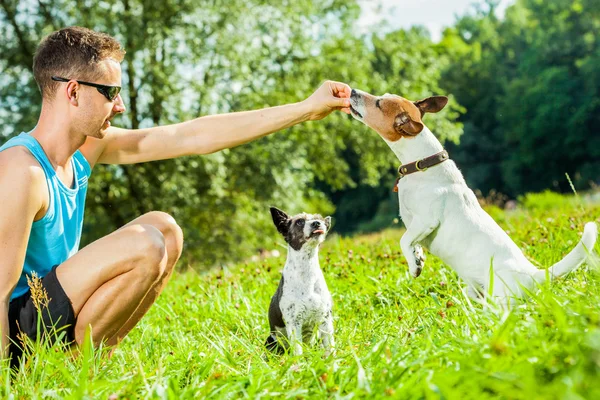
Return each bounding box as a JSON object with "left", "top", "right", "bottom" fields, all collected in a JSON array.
[{"left": 33, "top": 26, "right": 125, "bottom": 99}]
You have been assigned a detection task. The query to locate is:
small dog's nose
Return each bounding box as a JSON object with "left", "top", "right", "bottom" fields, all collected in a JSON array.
[
  {"left": 351, "top": 89, "right": 357, "bottom": 97},
  {"left": 311, "top": 221, "right": 321, "bottom": 229}
]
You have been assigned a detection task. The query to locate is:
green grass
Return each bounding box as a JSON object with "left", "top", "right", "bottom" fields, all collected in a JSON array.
[{"left": 2, "top": 192, "right": 600, "bottom": 399}]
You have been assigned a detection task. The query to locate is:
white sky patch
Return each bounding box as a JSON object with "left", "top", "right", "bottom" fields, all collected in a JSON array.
[{"left": 357, "top": 0, "right": 515, "bottom": 42}]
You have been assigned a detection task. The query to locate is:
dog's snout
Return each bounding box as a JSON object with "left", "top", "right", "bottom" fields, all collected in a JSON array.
[
  {"left": 311, "top": 221, "right": 321, "bottom": 229},
  {"left": 350, "top": 89, "right": 357, "bottom": 98}
]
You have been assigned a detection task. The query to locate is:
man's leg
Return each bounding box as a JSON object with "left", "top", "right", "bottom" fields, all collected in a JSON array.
[
  {"left": 55, "top": 211, "right": 183, "bottom": 346},
  {"left": 106, "top": 211, "right": 184, "bottom": 344}
]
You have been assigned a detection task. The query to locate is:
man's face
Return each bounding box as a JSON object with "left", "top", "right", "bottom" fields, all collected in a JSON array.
[{"left": 73, "top": 58, "right": 126, "bottom": 139}]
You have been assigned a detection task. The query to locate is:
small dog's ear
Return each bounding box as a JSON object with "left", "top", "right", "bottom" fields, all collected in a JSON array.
[
  {"left": 394, "top": 112, "right": 423, "bottom": 136},
  {"left": 270, "top": 207, "right": 290, "bottom": 236},
  {"left": 324, "top": 216, "right": 332, "bottom": 230},
  {"left": 414, "top": 96, "right": 448, "bottom": 115}
]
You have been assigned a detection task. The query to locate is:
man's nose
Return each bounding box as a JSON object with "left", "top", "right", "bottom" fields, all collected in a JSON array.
[{"left": 112, "top": 93, "right": 126, "bottom": 114}]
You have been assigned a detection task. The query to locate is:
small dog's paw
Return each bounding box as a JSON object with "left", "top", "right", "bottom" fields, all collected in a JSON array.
[
  {"left": 411, "top": 265, "right": 422, "bottom": 278},
  {"left": 414, "top": 246, "right": 425, "bottom": 266},
  {"left": 411, "top": 245, "right": 425, "bottom": 277}
]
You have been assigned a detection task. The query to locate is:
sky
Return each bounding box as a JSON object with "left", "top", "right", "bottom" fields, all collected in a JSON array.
[{"left": 357, "top": 0, "right": 515, "bottom": 42}]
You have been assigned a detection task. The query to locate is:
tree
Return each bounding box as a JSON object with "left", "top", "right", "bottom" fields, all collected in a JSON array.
[
  {"left": 441, "top": 0, "right": 600, "bottom": 197},
  {"left": 0, "top": 0, "right": 465, "bottom": 265}
]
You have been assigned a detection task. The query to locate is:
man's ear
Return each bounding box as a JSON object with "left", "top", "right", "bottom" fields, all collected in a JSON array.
[
  {"left": 414, "top": 96, "right": 448, "bottom": 115},
  {"left": 270, "top": 207, "right": 290, "bottom": 236},
  {"left": 394, "top": 112, "right": 424, "bottom": 136},
  {"left": 67, "top": 82, "right": 79, "bottom": 106},
  {"left": 324, "top": 216, "right": 332, "bottom": 231}
]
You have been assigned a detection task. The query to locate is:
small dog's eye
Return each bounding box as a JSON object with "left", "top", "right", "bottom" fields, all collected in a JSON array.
[{"left": 296, "top": 219, "right": 305, "bottom": 227}]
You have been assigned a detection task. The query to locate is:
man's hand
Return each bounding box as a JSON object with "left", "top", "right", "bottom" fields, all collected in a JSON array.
[{"left": 302, "top": 80, "right": 352, "bottom": 121}]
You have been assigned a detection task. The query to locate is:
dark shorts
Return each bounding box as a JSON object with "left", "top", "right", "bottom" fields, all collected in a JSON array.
[{"left": 8, "top": 266, "right": 76, "bottom": 367}]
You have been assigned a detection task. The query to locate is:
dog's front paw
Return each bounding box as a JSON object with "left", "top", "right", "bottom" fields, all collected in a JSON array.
[{"left": 411, "top": 245, "right": 426, "bottom": 277}]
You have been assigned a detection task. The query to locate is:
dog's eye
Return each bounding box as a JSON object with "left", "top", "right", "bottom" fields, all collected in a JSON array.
[
  {"left": 296, "top": 219, "right": 305, "bottom": 227},
  {"left": 375, "top": 99, "right": 381, "bottom": 109}
]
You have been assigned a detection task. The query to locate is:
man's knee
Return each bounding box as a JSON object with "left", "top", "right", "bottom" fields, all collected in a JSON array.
[
  {"left": 142, "top": 211, "right": 184, "bottom": 259},
  {"left": 127, "top": 224, "right": 168, "bottom": 282}
]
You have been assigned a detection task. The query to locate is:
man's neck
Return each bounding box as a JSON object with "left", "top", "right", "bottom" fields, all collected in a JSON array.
[{"left": 29, "top": 103, "right": 86, "bottom": 169}]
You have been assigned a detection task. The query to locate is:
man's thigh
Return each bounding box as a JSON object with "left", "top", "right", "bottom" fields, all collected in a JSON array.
[{"left": 55, "top": 215, "right": 166, "bottom": 316}]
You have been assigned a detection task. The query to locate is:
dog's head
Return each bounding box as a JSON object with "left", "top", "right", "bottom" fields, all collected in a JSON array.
[
  {"left": 270, "top": 207, "right": 332, "bottom": 251},
  {"left": 349, "top": 89, "right": 448, "bottom": 142}
]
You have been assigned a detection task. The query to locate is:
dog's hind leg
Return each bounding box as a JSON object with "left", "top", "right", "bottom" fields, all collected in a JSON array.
[
  {"left": 400, "top": 217, "right": 439, "bottom": 277},
  {"left": 265, "top": 333, "right": 285, "bottom": 355},
  {"left": 467, "top": 285, "right": 484, "bottom": 301}
]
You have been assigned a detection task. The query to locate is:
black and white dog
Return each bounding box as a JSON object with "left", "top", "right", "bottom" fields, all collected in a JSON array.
[{"left": 265, "top": 207, "right": 334, "bottom": 356}]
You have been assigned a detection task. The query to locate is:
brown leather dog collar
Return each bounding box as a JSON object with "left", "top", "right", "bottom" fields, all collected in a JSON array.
[{"left": 393, "top": 150, "right": 449, "bottom": 192}]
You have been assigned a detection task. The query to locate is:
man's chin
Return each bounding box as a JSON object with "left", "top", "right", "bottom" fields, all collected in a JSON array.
[{"left": 93, "top": 127, "right": 108, "bottom": 139}]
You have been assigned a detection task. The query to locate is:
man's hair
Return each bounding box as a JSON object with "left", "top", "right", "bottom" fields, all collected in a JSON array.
[{"left": 33, "top": 26, "right": 126, "bottom": 100}]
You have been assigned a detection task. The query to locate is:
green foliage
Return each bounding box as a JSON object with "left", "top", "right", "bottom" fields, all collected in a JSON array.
[
  {"left": 3, "top": 0, "right": 598, "bottom": 266},
  {"left": 520, "top": 190, "right": 578, "bottom": 211},
  {"left": 442, "top": 0, "right": 600, "bottom": 197},
  {"left": 1, "top": 193, "right": 599, "bottom": 397},
  {"left": 0, "top": 0, "right": 465, "bottom": 265}
]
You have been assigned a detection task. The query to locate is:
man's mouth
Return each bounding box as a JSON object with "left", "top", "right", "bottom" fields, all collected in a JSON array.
[{"left": 103, "top": 114, "right": 117, "bottom": 129}]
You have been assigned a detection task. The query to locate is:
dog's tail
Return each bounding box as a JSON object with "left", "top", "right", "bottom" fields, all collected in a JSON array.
[
  {"left": 265, "top": 334, "right": 285, "bottom": 355},
  {"left": 534, "top": 222, "right": 598, "bottom": 283}
]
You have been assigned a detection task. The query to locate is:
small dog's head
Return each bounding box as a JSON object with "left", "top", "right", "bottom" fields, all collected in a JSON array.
[
  {"left": 270, "top": 207, "right": 332, "bottom": 251},
  {"left": 349, "top": 89, "right": 448, "bottom": 142}
]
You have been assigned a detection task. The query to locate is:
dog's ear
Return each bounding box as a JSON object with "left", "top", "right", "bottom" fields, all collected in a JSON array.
[
  {"left": 394, "top": 112, "right": 424, "bottom": 136},
  {"left": 324, "top": 216, "right": 332, "bottom": 231},
  {"left": 414, "top": 96, "right": 448, "bottom": 115},
  {"left": 270, "top": 207, "right": 290, "bottom": 236}
]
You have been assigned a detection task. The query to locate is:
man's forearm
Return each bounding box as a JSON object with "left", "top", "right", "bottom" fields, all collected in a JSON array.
[{"left": 177, "top": 101, "right": 312, "bottom": 155}]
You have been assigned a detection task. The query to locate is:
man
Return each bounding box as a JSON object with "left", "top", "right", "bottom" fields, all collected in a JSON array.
[{"left": 0, "top": 26, "right": 351, "bottom": 364}]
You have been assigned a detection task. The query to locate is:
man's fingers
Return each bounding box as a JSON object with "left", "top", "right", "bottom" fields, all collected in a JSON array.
[
  {"left": 333, "top": 97, "right": 351, "bottom": 108},
  {"left": 328, "top": 81, "right": 351, "bottom": 98}
]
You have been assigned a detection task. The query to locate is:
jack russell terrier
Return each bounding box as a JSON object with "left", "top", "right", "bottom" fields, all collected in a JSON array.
[
  {"left": 265, "top": 207, "right": 334, "bottom": 355},
  {"left": 349, "top": 89, "right": 598, "bottom": 303}
]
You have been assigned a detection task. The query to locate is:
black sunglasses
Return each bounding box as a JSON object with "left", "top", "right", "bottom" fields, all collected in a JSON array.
[{"left": 51, "top": 76, "right": 121, "bottom": 101}]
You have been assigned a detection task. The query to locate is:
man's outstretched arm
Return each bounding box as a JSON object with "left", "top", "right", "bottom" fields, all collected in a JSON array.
[
  {"left": 80, "top": 81, "right": 351, "bottom": 166},
  {"left": 0, "top": 149, "right": 46, "bottom": 359}
]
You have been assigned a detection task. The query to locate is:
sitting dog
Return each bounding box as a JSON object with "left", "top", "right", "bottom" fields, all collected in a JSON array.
[
  {"left": 265, "top": 207, "right": 334, "bottom": 355},
  {"left": 349, "top": 89, "right": 598, "bottom": 303}
]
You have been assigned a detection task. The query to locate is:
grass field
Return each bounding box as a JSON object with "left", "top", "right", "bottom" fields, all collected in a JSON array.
[{"left": 2, "top": 191, "right": 600, "bottom": 399}]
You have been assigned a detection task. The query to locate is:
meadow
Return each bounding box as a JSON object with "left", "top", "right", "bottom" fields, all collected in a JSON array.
[{"left": 3, "top": 191, "right": 600, "bottom": 399}]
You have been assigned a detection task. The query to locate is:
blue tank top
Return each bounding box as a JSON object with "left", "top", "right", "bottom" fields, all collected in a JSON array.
[{"left": 0, "top": 132, "right": 91, "bottom": 300}]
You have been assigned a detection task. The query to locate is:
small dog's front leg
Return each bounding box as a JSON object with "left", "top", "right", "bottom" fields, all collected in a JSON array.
[
  {"left": 319, "top": 314, "right": 335, "bottom": 357},
  {"left": 413, "top": 244, "right": 426, "bottom": 271},
  {"left": 286, "top": 322, "right": 303, "bottom": 356},
  {"left": 400, "top": 218, "right": 438, "bottom": 277}
]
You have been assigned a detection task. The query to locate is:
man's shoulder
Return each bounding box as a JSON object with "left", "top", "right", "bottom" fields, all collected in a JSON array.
[{"left": 0, "top": 146, "right": 46, "bottom": 186}]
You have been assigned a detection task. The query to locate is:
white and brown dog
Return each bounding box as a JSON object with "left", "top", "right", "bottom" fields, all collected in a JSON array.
[
  {"left": 349, "top": 89, "right": 598, "bottom": 303},
  {"left": 265, "top": 207, "right": 334, "bottom": 355}
]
